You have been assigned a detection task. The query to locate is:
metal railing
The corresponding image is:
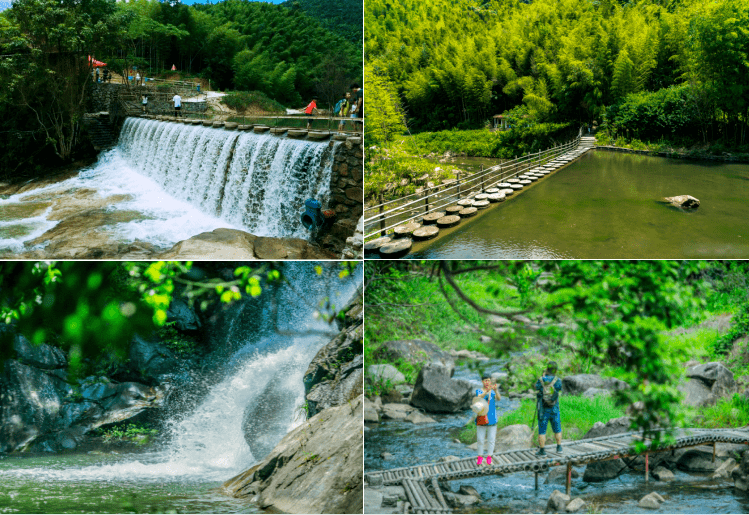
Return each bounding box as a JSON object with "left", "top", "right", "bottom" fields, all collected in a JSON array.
[{"left": 363, "top": 128, "right": 583, "bottom": 240}]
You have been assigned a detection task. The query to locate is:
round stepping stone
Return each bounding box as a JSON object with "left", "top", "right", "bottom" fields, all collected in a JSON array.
[
  {"left": 510, "top": 184, "right": 524, "bottom": 190},
  {"left": 422, "top": 211, "right": 446, "bottom": 225},
  {"left": 457, "top": 199, "right": 474, "bottom": 207},
  {"left": 496, "top": 183, "right": 513, "bottom": 189},
  {"left": 413, "top": 225, "right": 439, "bottom": 240},
  {"left": 473, "top": 200, "right": 490, "bottom": 209},
  {"left": 485, "top": 188, "right": 500, "bottom": 194},
  {"left": 519, "top": 180, "right": 532, "bottom": 185},
  {"left": 506, "top": 178, "right": 520, "bottom": 184},
  {"left": 364, "top": 236, "right": 391, "bottom": 254},
  {"left": 474, "top": 193, "right": 489, "bottom": 200},
  {"left": 459, "top": 207, "right": 477, "bottom": 217},
  {"left": 379, "top": 238, "right": 412, "bottom": 257},
  {"left": 393, "top": 222, "right": 420, "bottom": 238},
  {"left": 500, "top": 188, "right": 514, "bottom": 196},
  {"left": 445, "top": 205, "right": 463, "bottom": 215},
  {"left": 524, "top": 176, "right": 537, "bottom": 182},
  {"left": 487, "top": 193, "right": 506, "bottom": 202},
  {"left": 436, "top": 215, "right": 461, "bottom": 227}
]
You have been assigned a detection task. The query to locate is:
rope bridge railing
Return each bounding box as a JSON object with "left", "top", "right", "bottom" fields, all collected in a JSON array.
[{"left": 363, "top": 128, "right": 583, "bottom": 240}]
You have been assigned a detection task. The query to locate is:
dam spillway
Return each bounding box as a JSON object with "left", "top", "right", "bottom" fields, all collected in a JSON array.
[{"left": 117, "top": 117, "right": 337, "bottom": 239}]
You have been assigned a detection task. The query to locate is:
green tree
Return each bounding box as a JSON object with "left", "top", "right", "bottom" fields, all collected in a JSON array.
[{"left": 364, "top": 61, "right": 407, "bottom": 145}]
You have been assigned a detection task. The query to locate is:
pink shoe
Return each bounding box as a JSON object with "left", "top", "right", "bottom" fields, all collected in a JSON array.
[
  {"left": 487, "top": 456, "right": 492, "bottom": 466},
  {"left": 477, "top": 456, "right": 483, "bottom": 466}
]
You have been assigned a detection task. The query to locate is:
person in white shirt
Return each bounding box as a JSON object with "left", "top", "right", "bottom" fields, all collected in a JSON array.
[{"left": 172, "top": 94, "right": 182, "bottom": 117}]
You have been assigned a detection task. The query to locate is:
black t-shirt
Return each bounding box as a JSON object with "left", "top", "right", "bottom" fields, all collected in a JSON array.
[{"left": 356, "top": 88, "right": 363, "bottom": 118}]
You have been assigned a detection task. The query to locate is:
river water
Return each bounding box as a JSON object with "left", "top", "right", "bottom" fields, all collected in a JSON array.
[
  {"left": 0, "top": 262, "right": 363, "bottom": 514},
  {"left": 412, "top": 151, "right": 749, "bottom": 259},
  {"left": 364, "top": 359, "right": 749, "bottom": 513}
]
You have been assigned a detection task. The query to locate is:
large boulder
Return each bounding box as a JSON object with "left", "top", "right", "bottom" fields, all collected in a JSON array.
[
  {"left": 304, "top": 300, "right": 363, "bottom": 417},
  {"left": 732, "top": 451, "right": 749, "bottom": 491},
  {"left": 678, "top": 362, "right": 737, "bottom": 407},
  {"left": 664, "top": 195, "right": 699, "bottom": 208},
  {"left": 367, "top": 364, "right": 405, "bottom": 384},
  {"left": 223, "top": 395, "right": 363, "bottom": 514},
  {"left": 494, "top": 424, "right": 532, "bottom": 452},
  {"left": 166, "top": 299, "right": 201, "bottom": 331},
  {"left": 12, "top": 335, "right": 67, "bottom": 370},
  {"left": 677, "top": 448, "right": 722, "bottom": 473},
  {"left": 581, "top": 417, "right": 631, "bottom": 482},
  {"left": 562, "top": 374, "right": 628, "bottom": 396},
  {"left": 0, "top": 360, "right": 64, "bottom": 452},
  {"left": 128, "top": 336, "right": 181, "bottom": 383},
  {"left": 410, "top": 363, "right": 472, "bottom": 413},
  {"left": 374, "top": 340, "right": 455, "bottom": 376},
  {"left": 546, "top": 489, "right": 570, "bottom": 514}
]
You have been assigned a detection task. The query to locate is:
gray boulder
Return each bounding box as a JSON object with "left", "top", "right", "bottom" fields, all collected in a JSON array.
[
  {"left": 565, "top": 498, "right": 586, "bottom": 513},
  {"left": 581, "top": 417, "right": 631, "bottom": 481},
  {"left": 410, "top": 364, "right": 472, "bottom": 413},
  {"left": 546, "top": 466, "right": 579, "bottom": 485},
  {"left": 638, "top": 492, "right": 663, "bottom": 509},
  {"left": 581, "top": 388, "right": 611, "bottom": 399},
  {"left": 405, "top": 411, "right": 435, "bottom": 424},
  {"left": 732, "top": 451, "right": 749, "bottom": 491},
  {"left": 652, "top": 465, "right": 675, "bottom": 481},
  {"left": 166, "top": 299, "right": 200, "bottom": 331},
  {"left": 0, "top": 360, "right": 63, "bottom": 452},
  {"left": 677, "top": 379, "right": 715, "bottom": 407},
  {"left": 495, "top": 424, "right": 531, "bottom": 452},
  {"left": 375, "top": 340, "right": 455, "bottom": 376},
  {"left": 664, "top": 195, "right": 699, "bottom": 208},
  {"left": 562, "top": 374, "right": 628, "bottom": 396},
  {"left": 546, "top": 489, "right": 570, "bottom": 513},
  {"left": 678, "top": 362, "right": 736, "bottom": 407},
  {"left": 368, "top": 364, "right": 405, "bottom": 384},
  {"left": 12, "top": 335, "right": 66, "bottom": 370},
  {"left": 128, "top": 336, "right": 180, "bottom": 382},
  {"left": 712, "top": 457, "right": 738, "bottom": 479},
  {"left": 582, "top": 417, "right": 631, "bottom": 439},
  {"left": 677, "top": 448, "right": 722, "bottom": 472}
]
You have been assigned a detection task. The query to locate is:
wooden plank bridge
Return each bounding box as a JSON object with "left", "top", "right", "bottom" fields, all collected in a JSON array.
[{"left": 365, "top": 427, "right": 749, "bottom": 514}]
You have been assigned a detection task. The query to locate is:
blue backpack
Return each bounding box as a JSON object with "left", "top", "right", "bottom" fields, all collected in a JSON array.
[{"left": 334, "top": 99, "right": 345, "bottom": 116}]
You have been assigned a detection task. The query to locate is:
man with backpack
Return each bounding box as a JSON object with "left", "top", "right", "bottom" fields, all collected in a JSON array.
[
  {"left": 334, "top": 92, "right": 352, "bottom": 132},
  {"left": 535, "top": 361, "right": 563, "bottom": 455}
]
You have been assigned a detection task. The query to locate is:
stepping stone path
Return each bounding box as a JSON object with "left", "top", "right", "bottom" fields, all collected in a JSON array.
[
  {"left": 475, "top": 193, "right": 489, "bottom": 200},
  {"left": 507, "top": 178, "right": 520, "bottom": 183},
  {"left": 485, "top": 188, "right": 500, "bottom": 194},
  {"left": 519, "top": 180, "right": 532, "bottom": 185},
  {"left": 487, "top": 193, "right": 506, "bottom": 202},
  {"left": 379, "top": 238, "right": 412, "bottom": 257},
  {"left": 413, "top": 225, "right": 439, "bottom": 240},
  {"left": 510, "top": 184, "right": 524, "bottom": 190},
  {"left": 393, "top": 222, "right": 420, "bottom": 238},
  {"left": 437, "top": 215, "right": 461, "bottom": 227},
  {"left": 457, "top": 199, "right": 474, "bottom": 207},
  {"left": 445, "top": 206, "right": 463, "bottom": 215},
  {"left": 501, "top": 188, "right": 515, "bottom": 196},
  {"left": 364, "top": 236, "right": 392, "bottom": 254},
  {"left": 473, "top": 200, "right": 490, "bottom": 209},
  {"left": 496, "top": 183, "right": 513, "bottom": 188},
  {"left": 459, "top": 207, "right": 478, "bottom": 217},
  {"left": 422, "top": 212, "right": 445, "bottom": 224}
]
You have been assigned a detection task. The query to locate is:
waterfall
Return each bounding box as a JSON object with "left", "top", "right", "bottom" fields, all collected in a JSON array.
[
  {"left": 0, "top": 263, "right": 362, "bottom": 483},
  {"left": 117, "top": 118, "right": 336, "bottom": 238}
]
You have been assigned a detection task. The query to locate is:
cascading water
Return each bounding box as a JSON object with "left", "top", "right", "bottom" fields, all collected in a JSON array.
[
  {"left": 117, "top": 118, "right": 336, "bottom": 238},
  {"left": 0, "top": 262, "right": 362, "bottom": 512},
  {"left": 0, "top": 118, "right": 338, "bottom": 254}
]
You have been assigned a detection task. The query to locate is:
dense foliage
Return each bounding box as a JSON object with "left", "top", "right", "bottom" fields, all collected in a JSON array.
[
  {"left": 365, "top": 0, "right": 749, "bottom": 147},
  {"left": 0, "top": 0, "right": 361, "bottom": 179},
  {"left": 365, "top": 261, "right": 749, "bottom": 443}
]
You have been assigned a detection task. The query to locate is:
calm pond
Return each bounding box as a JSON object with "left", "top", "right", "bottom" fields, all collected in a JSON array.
[{"left": 412, "top": 151, "right": 749, "bottom": 258}]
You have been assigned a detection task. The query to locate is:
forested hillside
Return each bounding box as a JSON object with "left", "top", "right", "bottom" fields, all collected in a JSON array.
[
  {"left": 281, "top": 0, "right": 363, "bottom": 46},
  {"left": 365, "top": 0, "right": 749, "bottom": 147}
]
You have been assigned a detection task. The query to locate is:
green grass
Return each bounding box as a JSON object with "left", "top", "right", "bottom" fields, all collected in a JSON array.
[
  {"left": 456, "top": 395, "right": 626, "bottom": 445},
  {"left": 686, "top": 394, "right": 749, "bottom": 429},
  {"left": 220, "top": 91, "right": 286, "bottom": 114}
]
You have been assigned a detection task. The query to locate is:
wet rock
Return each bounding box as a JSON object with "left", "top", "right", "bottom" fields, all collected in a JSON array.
[
  {"left": 458, "top": 485, "right": 481, "bottom": 499},
  {"left": 166, "top": 299, "right": 200, "bottom": 331},
  {"left": 304, "top": 300, "right": 363, "bottom": 417},
  {"left": 444, "top": 492, "right": 480, "bottom": 507},
  {"left": 363, "top": 489, "right": 383, "bottom": 509},
  {"left": 732, "top": 451, "right": 749, "bottom": 490},
  {"left": 381, "top": 452, "right": 394, "bottom": 460},
  {"left": 410, "top": 363, "right": 472, "bottom": 413},
  {"left": 0, "top": 360, "right": 63, "bottom": 452},
  {"left": 12, "top": 335, "right": 67, "bottom": 370},
  {"left": 363, "top": 400, "right": 379, "bottom": 423},
  {"left": 583, "top": 459, "right": 627, "bottom": 482},
  {"left": 367, "top": 364, "right": 406, "bottom": 384},
  {"left": 405, "top": 411, "right": 435, "bottom": 424},
  {"left": 223, "top": 395, "right": 363, "bottom": 514},
  {"left": 652, "top": 465, "right": 675, "bottom": 481},
  {"left": 565, "top": 498, "right": 586, "bottom": 513},
  {"left": 374, "top": 339, "right": 455, "bottom": 376},
  {"left": 546, "top": 466, "right": 579, "bottom": 485},
  {"left": 712, "top": 457, "right": 738, "bottom": 478},
  {"left": 128, "top": 336, "right": 180, "bottom": 383},
  {"left": 546, "top": 489, "right": 570, "bottom": 513},
  {"left": 664, "top": 195, "right": 699, "bottom": 208},
  {"left": 494, "top": 424, "right": 531, "bottom": 452},
  {"left": 638, "top": 492, "right": 663, "bottom": 509},
  {"left": 677, "top": 448, "right": 722, "bottom": 472}
]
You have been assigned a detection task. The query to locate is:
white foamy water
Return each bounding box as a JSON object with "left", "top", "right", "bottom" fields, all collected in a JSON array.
[
  {"left": 0, "top": 263, "right": 362, "bottom": 485},
  {"left": 0, "top": 118, "right": 337, "bottom": 252}
]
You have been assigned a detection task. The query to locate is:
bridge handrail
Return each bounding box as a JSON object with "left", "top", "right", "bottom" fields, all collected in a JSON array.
[{"left": 363, "top": 128, "right": 582, "bottom": 239}]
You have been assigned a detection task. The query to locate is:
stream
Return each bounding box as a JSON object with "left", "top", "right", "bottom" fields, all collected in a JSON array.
[{"left": 364, "top": 359, "right": 749, "bottom": 513}]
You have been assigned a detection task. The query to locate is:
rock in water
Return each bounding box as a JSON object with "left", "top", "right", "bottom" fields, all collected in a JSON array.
[
  {"left": 410, "top": 363, "right": 472, "bottom": 413},
  {"left": 546, "top": 489, "right": 570, "bottom": 513},
  {"left": 223, "top": 395, "right": 364, "bottom": 514},
  {"left": 664, "top": 195, "right": 700, "bottom": 208}
]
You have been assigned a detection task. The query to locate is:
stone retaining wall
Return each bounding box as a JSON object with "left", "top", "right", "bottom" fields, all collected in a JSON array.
[{"left": 322, "top": 136, "right": 363, "bottom": 254}]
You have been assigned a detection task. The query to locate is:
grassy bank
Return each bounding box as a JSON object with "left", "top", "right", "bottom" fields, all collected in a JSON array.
[{"left": 594, "top": 130, "right": 749, "bottom": 162}]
